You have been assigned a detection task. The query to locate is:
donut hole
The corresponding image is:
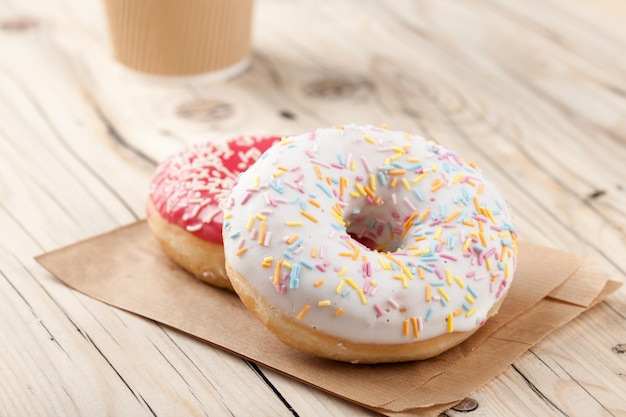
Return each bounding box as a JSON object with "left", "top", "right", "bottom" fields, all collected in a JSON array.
[{"left": 344, "top": 207, "right": 406, "bottom": 253}]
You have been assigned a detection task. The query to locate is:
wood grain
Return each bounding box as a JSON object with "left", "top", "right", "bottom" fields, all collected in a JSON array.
[{"left": 0, "top": 0, "right": 624, "bottom": 416}]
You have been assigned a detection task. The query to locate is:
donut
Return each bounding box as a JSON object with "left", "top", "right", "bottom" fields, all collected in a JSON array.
[
  {"left": 147, "top": 135, "right": 280, "bottom": 289},
  {"left": 222, "top": 125, "right": 518, "bottom": 363}
]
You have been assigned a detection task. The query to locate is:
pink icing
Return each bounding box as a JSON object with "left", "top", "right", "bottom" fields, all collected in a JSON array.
[{"left": 148, "top": 135, "right": 281, "bottom": 243}]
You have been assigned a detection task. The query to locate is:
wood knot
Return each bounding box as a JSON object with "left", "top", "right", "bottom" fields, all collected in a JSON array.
[
  {"left": 1, "top": 17, "right": 38, "bottom": 32},
  {"left": 175, "top": 99, "right": 233, "bottom": 122},
  {"left": 303, "top": 76, "right": 369, "bottom": 99},
  {"left": 451, "top": 397, "right": 479, "bottom": 412},
  {"left": 586, "top": 189, "right": 606, "bottom": 200},
  {"left": 612, "top": 343, "right": 626, "bottom": 354}
]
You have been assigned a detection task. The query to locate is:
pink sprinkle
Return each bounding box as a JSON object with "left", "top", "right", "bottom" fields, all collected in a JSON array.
[
  {"left": 294, "top": 174, "right": 304, "bottom": 183},
  {"left": 436, "top": 242, "right": 444, "bottom": 252},
  {"left": 330, "top": 162, "right": 345, "bottom": 170},
  {"left": 482, "top": 247, "right": 497, "bottom": 260},
  {"left": 291, "top": 166, "right": 301, "bottom": 172},
  {"left": 311, "top": 159, "right": 331, "bottom": 168},
  {"left": 440, "top": 254, "right": 458, "bottom": 261},
  {"left": 305, "top": 150, "right": 314, "bottom": 158},
  {"left": 388, "top": 298, "right": 400, "bottom": 309},
  {"left": 490, "top": 225, "right": 502, "bottom": 232},
  {"left": 241, "top": 192, "right": 252, "bottom": 205},
  {"left": 463, "top": 252, "right": 471, "bottom": 258},
  {"left": 363, "top": 280, "right": 371, "bottom": 294},
  {"left": 320, "top": 245, "right": 326, "bottom": 259},
  {"left": 250, "top": 228, "right": 258, "bottom": 240},
  {"left": 293, "top": 246, "right": 304, "bottom": 254},
  {"left": 264, "top": 232, "right": 272, "bottom": 246},
  {"left": 392, "top": 212, "right": 400, "bottom": 219},
  {"left": 346, "top": 153, "right": 353, "bottom": 167},
  {"left": 366, "top": 196, "right": 375, "bottom": 205},
  {"left": 466, "top": 271, "right": 476, "bottom": 278},
  {"left": 237, "top": 239, "right": 245, "bottom": 249},
  {"left": 473, "top": 216, "right": 487, "bottom": 223},
  {"left": 374, "top": 304, "right": 385, "bottom": 317},
  {"left": 360, "top": 156, "right": 372, "bottom": 173},
  {"left": 370, "top": 285, "right": 380, "bottom": 296},
  {"left": 316, "top": 264, "right": 326, "bottom": 272},
  {"left": 418, "top": 317, "right": 424, "bottom": 331},
  {"left": 280, "top": 285, "right": 287, "bottom": 295},
  {"left": 434, "top": 269, "right": 444, "bottom": 280},
  {"left": 403, "top": 197, "right": 417, "bottom": 211},
  {"left": 392, "top": 194, "right": 397, "bottom": 205}
]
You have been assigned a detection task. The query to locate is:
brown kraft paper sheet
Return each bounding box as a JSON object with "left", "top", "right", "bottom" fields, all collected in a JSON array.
[{"left": 35, "top": 221, "right": 621, "bottom": 416}]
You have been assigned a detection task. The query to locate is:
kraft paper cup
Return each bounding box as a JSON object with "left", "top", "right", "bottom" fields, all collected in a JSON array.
[{"left": 103, "top": 0, "right": 254, "bottom": 78}]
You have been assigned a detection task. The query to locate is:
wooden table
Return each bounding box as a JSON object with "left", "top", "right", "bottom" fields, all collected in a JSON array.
[{"left": 1, "top": 0, "right": 625, "bottom": 415}]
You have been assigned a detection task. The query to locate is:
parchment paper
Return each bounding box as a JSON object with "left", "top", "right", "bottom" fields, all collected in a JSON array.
[{"left": 35, "top": 221, "right": 621, "bottom": 416}]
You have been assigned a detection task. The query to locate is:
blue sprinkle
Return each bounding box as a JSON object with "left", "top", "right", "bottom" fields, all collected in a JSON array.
[
  {"left": 223, "top": 221, "right": 230, "bottom": 229},
  {"left": 341, "top": 289, "right": 350, "bottom": 297},
  {"left": 440, "top": 297, "right": 448, "bottom": 306},
  {"left": 283, "top": 251, "right": 293, "bottom": 259},
  {"left": 316, "top": 182, "right": 332, "bottom": 197},
  {"left": 300, "top": 259, "right": 314, "bottom": 269},
  {"left": 309, "top": 193, "right": 317, "bottom": 198},
  {"left": 443, "top": 161, "right": 450, "bottom": 173},
  {"left": 377, "top": 171, "right": 387, "bottom": 186},
  {"left": 497, "top": 261, "right": 505, "bottom": 271},
  {"left": 331, "top": 223, "right": 346, "bottom": 231},
  {"left": 290, "top": 195, "right": 299, "bottom": 204},
  {"left": 391, "top": 161, "right": 404, "bottom": 169},
  {"left": 337, "top": 153, "right": 346, "bottom": 166},
  {"left": 447, "top": 235, "right": 457, "bottom": 250},
  {"left": 430, "top": 241, "right": 438, "bottom": 253},
  {"left": 380, "top": 166, "right": 395, "bottom": 171},
  {"left": 330, "top": 177, "right": 339, "bottom": 184},
  {"left": 406, "top": 163, "right": 423, "bottom": 171},
  {"left": 430, "top": 281, "right": 445, "bottom": 287},
  {"left": 463, "top": 302, "right": 472, "bottom": 311},
  {"left": 229, "top": 231, "right": 240, "bottom": 239},
  {"left": 419, "top": 263, "right": 434, "bottom": 272},
  {"left": 501, "top": 238, "right": 513, "bottom": 245},
  {"left": 269, "top": 181, "right": 284, "bottom": 194},
  {"left": 425, "top": 308, "right": 434, "bottom": 321},
  {"left": 467, "top": 285, "right": 478, "bottom": 298},
  {"left": 457, "top": 209, "right": 468, "bottom": 223},
  {"left": 439, "top": 203, "right": 446, "bottom": 219},
  {"left": 289, "top": 264, "right": 301, "bottom": 289},
  {"left": 413, "top": 187, "right": 425, "bottom": 202},
  {"left": 288, "top": 238, "right": 304, "bottom": 251},
  {"left": 299, "top": 201, "right": 307, "bottom": 210}
]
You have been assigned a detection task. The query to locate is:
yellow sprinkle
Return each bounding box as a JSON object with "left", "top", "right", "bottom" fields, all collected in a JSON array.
[
  {"left": 345, "top": 278, "right": 359, "bottom": 289},
  {"left": 431, "top": 163, "right": 438, "bottom": 172},
  {"left": 445, "top": 211, "right": 461, "bottom": 223},
  {"left": 287, "top": 234, "right": 298, "bottom": 244},
  {"left": 357, "top": 289, "right": 367, "bottom": 304},
  {"left": 273, "top": 260, "right": 282, "bottom": 285},
  {"left": 339, "top": 252, "right": 353, "bottom": 257},
  {"left": 433, "top": 227, "right": 443, "bottom": 240},
  {"left": 403, "top": 319, "right": 409, "bottom": 336},
  {"left": 431, "top": 182, "right": 445, "bottom": 192},
  {"left": 411, "top": 316, "right": 419, "bottom": 338},
  {"left": 445, "top": 269, "right": 452, "bottom": 285},
  {"left": 224, "top": 212, "right": 232, "bottom": 220},
  {"left": 389, "top": 177, "right": 398, "bottom": 188},
  {"left": 463, "top": 237, "right": 472, "bottom": 252},
  {"left": 477, "top": 183, "right": 484, "bottom": 195},
  {"left": 300, "top": 210, "right": 319, "bottom": 223},
  {"left": 473, "top": 196, "right": 481, "bottom": 213},
  {"left": 438, "top": 287, "right": 450, "bottom": 303},
  {"left": 479, "top": 232, "right": 487, "bottom": 247},
  {"left": 363, "top": 186, "right": 376, "bottom": 199},
  {"left": 308, "top": 198, "right": 321, "bottom": 208},
  {"left": 349, "top": 191, "right": 360, "bottom": 198},
  {"left": 447, "top": 313, "right": 454, "bottom": 333},
  {"left": 371, "top": 279, "right": 377, "bottom": 286},
  {"left": 465, "top": 294, "right": 475, "bottom": 304},
  {"left": 314, "top": 165, "right": 323, "bottom": 180},
  {"left": 253, "top": 176, "right": 259, "bottom": 188},
  {"left": 318, "top": 300, "right": 331, "bottom": 307},
  {"left": 335, "top": 281, "right": 345, "bottom": 294},
  {"left": 419, "top": 210, "right": 431, "bottom": 222},
  {"left": 452, "top": 173, "right": 463, "bottom": 184},
  {"left": 485, "top": 207, "right": 497, "bottom": 224},
  {"left": 350, "top": 160, "right": 356, "bottom": 170},
  {"left": 455, "top": 275, "right": 465, "bottom": 289},
  {"left": 311, "top": 247, "right": 318, "bottom": 259},
  {"left": 335, "top": 307, "right": 344, "bottom": 316},
  {"left": 355, "top": 183, "right": 367, "bottom": 196},
  {"left": 285, "top": 221, "right": 303, "bottom": 227},
  {"left": 273, "top": 170, "right": 286, "bottom": 178},
  {"left": 255, "top": 213, "right": 266, "bottom": 221},
  {"left": 364, "top": 135, "right": 376, "bottom": 144},
  {"left": 313, "top": 279, "right": 324, "bottom": 287},
  {"left": 426, "top": 285, "right": 432, "bottom": 302},
  {"left": 389, "top": 153, "right": 404, "bottom": 161},
  {"left": 401, "top": 178, "right": 411, "bottom": 191},
  {"left": 258, "top": 220, "right": 267, "bottom": 244},
  {"left": 326, "top": 176, "right": 332, "bottom": 185},
  {"left": 246, "top": 216, "right": 254, "bottom": 231},
  {"left": 389, "top": 169, "right": 407, "bottom": 176},
  {"left": 262, "top": 256, "right": 273, "bottom": 264},
  {"left": 369, "top": 174, "right": 376, "bottom": 191},
  {"left": 338, "top": 267, "right": 347, "bottom": 276},
  {"left": 393, "top": 274, "right": 408, "bottom": 288},
  {"left": 277, "top": 166, "right": 288, "bottom": 172},
  {"left": 296, "top": 305, "right": 311, "bottom": 320},
  {"left": 236, "top": 247, "right": 247, "bottom": 256},
  {"left": 352, "top": 249, "right": 360, "bottom": 261},
  {"left": 282, "top": 262, "right": 292, "bottom": 270},
  {"left": 466, "top": 308, "right": 476, "bottom": 318},
  {"left": 418, "top": 267, "right": 425, "bottom": 280},
  {"left": 412, "top": 172, "right": 428, "bottom": 184},
  {"left": 505, "top": 262, "right": 510, "bottom": 278},
  {"left": 485, "top": 257, "right": 493, "bottom": 271},
  {"left": 454, "top": 309, "right": 463, "bottom": 317}
]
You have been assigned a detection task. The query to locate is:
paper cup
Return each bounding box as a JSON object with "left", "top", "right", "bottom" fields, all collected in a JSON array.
[{"left": 103, "top": 0, "right": 254, "bottom": 78}]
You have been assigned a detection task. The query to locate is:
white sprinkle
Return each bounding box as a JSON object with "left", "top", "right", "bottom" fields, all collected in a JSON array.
[{"left": 186, "top": 223, "right": 202, "bottom": 232}]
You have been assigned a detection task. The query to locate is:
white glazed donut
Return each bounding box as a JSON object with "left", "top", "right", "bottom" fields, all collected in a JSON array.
[{"left": 223, "top": 125, "right": 518, "bottom": 363}]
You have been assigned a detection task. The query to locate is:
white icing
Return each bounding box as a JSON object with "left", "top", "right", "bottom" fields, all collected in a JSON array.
[{"left": 223, "top": 125, "right": 518, "bottom": 344}]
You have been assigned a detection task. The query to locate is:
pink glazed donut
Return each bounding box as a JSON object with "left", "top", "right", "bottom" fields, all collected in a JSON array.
[
  {"left": 147, "top": 135, "right": 280, "bottom": 289},
  {"left": 223, "top": 125, "right": 518, "bottom": 362}
]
